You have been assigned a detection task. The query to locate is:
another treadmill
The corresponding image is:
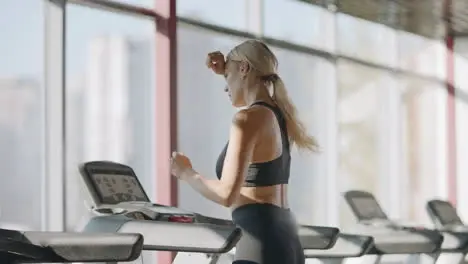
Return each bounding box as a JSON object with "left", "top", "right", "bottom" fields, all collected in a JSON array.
[
  {"left": 0, "top": 228, "right": 143, "bottom": 263},
  {"left": 78, "top": 161, "right": 340, "bottom": 264},
  {"left": 343, "top": 190, "right": 444, "bottom": 264},
  {"left": 426, "top": 199, "right": 468, "bottom": 264}
]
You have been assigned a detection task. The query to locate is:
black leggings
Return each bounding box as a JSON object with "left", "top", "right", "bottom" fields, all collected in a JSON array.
[{"left": 231, "top": 203, "right": 305, "bottom": 264}]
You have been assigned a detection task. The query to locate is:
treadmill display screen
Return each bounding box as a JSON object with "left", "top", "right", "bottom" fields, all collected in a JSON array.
[
  {"left": 91, "top": 174, "right": 149, "bottom": 205},
  {"left": 432, "top": 202, "right": 463, "bottom": 226},
  {"left": 351, "top": 197, "right": 387, "bottom": 220}
]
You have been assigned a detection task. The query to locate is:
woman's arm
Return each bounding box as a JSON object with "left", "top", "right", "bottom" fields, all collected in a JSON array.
[{"left": 182, "top": 109, "right": 259, "bottom": 207}]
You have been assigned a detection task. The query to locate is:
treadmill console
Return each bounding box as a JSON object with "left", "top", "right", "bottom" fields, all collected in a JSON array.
[
  {"left": 80, "top": 161, "right": 196, "bottom": 223},
  {"left": 427, "top": 199, "right": 463, "bottom": 228},
  {"left": 80, "top": 161, "right": 150, "bottom": 206},
  {"left": 344, "top": 190, "right": 389, "bottom": 222}
]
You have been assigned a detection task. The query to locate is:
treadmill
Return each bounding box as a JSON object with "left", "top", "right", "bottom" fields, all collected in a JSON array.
[
  {"left": 0, "top": 228, "right": 143, "bottom": 263},
  {"left": 78, "top": 161, "right": 340, "bottom": 264},
  {"left": 343, "top": 190, "right": 444, "bottom": 264},
  {"left": 426, "top": 199, "right": 468, "bottom": 264}
]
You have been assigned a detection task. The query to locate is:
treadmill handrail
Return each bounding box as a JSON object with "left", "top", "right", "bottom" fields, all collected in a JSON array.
[
  {"left": 24, "top": 232, "right": 144, "bottom": 262},
  {"left": 116, "top": 220, "right": 241, "bottom": 253},
  {"left": 0, "top": 230, "right": 144, "bottom": 263},
  {"left": 298, "top": 225, "right": 340, "bottom": 250},
  {"left": 304, "top": 233, "right": 374, "bottom": 258},
  {"left": 192, "top": 216, "right": 340, "bottom": 250},
  {"left": 0, "top": 239, "right": 51, "bottom": 262}
]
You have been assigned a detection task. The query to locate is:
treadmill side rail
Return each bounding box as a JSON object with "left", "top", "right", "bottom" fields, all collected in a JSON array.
[
  {"left": 298, "top": 226, "right": 340, "bottom": 250},
  {"left": 118, "top": 221, "right": 242, "bottom": 254},
  {"left": 439, "top": 231, "right": 468, "bottom": 252},
  {"left": 362, "top": 228, "right": 444, "bottom": 254},
  {"left": 0, "top": 239, "right": 51, "bottom": 263},
  {"left": 23, "top": 232, "right": 144, "bottom": 262},
  {"left": 304, "top": 234, "right": 374, "bottom": 258}
]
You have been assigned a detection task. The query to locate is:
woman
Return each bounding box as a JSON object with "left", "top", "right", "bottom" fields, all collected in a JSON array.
[{"left": 170, "top": 40, "right": 318, "bottom": 264}]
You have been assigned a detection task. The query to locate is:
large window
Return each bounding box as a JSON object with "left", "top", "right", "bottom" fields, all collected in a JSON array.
[
  {"left": 263, "top": 0, "right": 335, "bottom": 52},
  {"left": 337, "top": 61, "right": 397, "bottom": 227},
  {"left": 398, "top": 32, "right": 446, "bottom": 80},
  {"left": 177, "top": 0, "right": 249, "bottom": 32},
  {"left": 336, "top": 14, "right": 397, "bottom": 67},
  {"left": 270, "top": 47, "right": 336, "bottom": 225},
  {"left": 109, "top": 0, "right": 154, "bottom": 8},
  {"left": 0, "top": 0, "right": 44, "bottom": 231},
  {"left": 177, "top": 23, "right": 240, "bottom": 219},
  {"left": 65, "top": 4, "right": 156, "bottom": 231},
  {"left": 399, "top": 77, "right": 447, "bottom": 224},
  {"left": 454, "top": 38, "right": 468, "bottom": 220},
  {"left": 177, "top": 23, "right": 335, "bottom": 225}
]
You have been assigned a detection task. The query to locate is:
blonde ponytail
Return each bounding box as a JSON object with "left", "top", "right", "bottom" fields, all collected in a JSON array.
[
  {"left": 227, "top": 39, "right": 317, "bottom": 151},
  {"left": 273, "top": 77, "right": 319, "bottom": 152}
]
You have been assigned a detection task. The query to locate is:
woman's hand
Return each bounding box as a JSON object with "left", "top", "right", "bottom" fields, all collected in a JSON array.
[
  {"left": 206, "top": 51, "right": 226, "bottom": 75},
  {"left": 170, "top": 151, "right": 195, "bottom": 181}
]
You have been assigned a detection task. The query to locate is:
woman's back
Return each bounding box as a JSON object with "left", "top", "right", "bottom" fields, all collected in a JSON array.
[{"left": 215, "top": 101, "right": 291, "bottom": 209}]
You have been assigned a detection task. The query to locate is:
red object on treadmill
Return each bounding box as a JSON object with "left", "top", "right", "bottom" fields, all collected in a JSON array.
[{"left": 168, "top": 215, "right": 194, "bottom": 223}]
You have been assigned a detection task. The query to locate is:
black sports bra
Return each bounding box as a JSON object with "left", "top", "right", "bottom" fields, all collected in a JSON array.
[{"left": 215, "top": 101, "right": 291, "bottom": 187}]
